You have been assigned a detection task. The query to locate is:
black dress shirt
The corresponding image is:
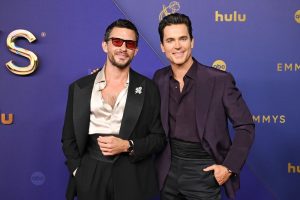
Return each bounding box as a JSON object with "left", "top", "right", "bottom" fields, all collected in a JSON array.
[{"left": 168, "top": 61, "right": 200, "bottom": 142}]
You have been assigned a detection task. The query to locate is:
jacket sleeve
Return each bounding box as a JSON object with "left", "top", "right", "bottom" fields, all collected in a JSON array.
[
  {"left": 61, "top": 84, "right": 81, "bottom": 174},
  {"left": 222, "top": 73, "right": 255, "bottom": 174},
  {"left": 129, "top": 82, "right": 167, "bottom": 162}
]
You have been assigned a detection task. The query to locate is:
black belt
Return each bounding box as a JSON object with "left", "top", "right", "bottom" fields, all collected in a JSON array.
[{"left": 170, "top": 138, "right": 212, "bottom": 160}]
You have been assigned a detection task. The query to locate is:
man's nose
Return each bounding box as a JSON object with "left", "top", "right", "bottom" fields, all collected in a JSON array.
[
  {"left": 174, "top": 40, "right": 181, "bottom": 49},
  {"left": 120, "top": 42, "right": 127, "bottom": 51}
]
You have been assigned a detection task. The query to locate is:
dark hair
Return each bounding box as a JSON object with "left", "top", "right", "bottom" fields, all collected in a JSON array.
[
  {"left": 158, "top": 13, "right": 193, "bottom": 43},
  {"left": 104, "top": 19, "right": 139, "bottom": 45}
]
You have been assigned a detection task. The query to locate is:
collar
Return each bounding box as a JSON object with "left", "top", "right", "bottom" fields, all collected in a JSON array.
[
  {"left": 185, "top": 59, "right": 197, "bottom": 80},
  {"left": 95, "top": 65, "right": 129, "bottom": 91},
  {"left": 168, "top": 58, "right": 197, "bottom": 80}
]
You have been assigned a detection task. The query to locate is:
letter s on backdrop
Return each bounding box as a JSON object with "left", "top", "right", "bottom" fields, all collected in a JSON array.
[{"left": 6, "top": 29, "right": 38, "bottom": 75}]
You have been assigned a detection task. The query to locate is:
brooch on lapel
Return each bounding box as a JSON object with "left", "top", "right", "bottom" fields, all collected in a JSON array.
[{"left": 135, "top": 86, "right": 142, "bottom": 94}]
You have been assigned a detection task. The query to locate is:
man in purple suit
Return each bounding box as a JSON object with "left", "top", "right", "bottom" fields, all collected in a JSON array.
[{"left": 153, "top": 13, "right": 255, "bottom": 200}]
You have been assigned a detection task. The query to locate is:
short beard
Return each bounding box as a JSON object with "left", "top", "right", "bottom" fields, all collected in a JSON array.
[{"left": 108, "top": 54, "right": 133, "bottom": 69}]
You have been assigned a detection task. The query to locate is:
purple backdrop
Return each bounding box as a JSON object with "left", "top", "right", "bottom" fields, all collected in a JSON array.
[{"left": 1, "top": 0, "right": 300, "bottom": 199}]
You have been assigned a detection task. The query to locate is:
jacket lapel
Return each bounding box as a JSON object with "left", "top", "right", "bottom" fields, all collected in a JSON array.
[
  {"left": 159, "top": 69, "right": 170, "bottom": 136},
  {"left": 119, "top": 69, "right": 145, "bottom": 139},
  {"left": 73, "top": 73, "right": 97, "bottom": 154},
  {"left": 195, "top": 63, "right": 214, "bottom": 141}
]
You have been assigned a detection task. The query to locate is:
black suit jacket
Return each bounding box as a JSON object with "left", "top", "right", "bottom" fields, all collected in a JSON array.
[{"left": 62, "top": 69, "right": 166, "bottom": 200}]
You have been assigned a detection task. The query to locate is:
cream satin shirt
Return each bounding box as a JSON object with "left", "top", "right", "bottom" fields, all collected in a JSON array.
[{"left": 88, "top": 66, "right": 129, "bottom": 135}]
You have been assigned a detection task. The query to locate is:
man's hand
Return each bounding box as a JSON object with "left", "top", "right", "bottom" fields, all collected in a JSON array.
[
  {"left": 90, "top": 68, "right": 100, "bottom": 74},
  {"left": 97, "top": 136, "right": 129, "bottom": 156},
  {"left": 203, "top": 164, "right": 232, "bottom": 185}
]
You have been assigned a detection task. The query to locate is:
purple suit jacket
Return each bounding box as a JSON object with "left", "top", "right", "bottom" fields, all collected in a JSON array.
[{"left": 153, "top": 59, "right": 255, "bottom": 199}]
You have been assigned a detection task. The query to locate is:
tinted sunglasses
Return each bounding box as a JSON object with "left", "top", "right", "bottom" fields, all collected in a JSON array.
[{"left": 108, "top": 37, "right": 137, "bottom": 50}]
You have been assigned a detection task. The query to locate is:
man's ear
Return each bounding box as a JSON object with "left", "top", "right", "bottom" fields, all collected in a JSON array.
[
  {"left": 191, "top": 38, "right": 194, "bottom": 49},
  {"left": 90, "top": 68, "right": 100, "bottom": 75},
  {"left": 102, "top": 41, "right": 108, "bottom": 53},
  {"left": 160, "top": 43, "right": 165, "bottom": 53},
  {"left": 133, "top": 47, "right": 139, "bottom": 56}
]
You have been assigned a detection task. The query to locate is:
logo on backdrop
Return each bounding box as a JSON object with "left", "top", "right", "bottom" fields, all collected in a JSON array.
[
  {"left": 212, "top": 60, "right": 227, "bottom": 71},
  {"left": 159, "top": 1, "right": 180, "bottom": 21},
  {"left": 0, "top": 113, "right": 14, "bottom": 125},
  {"left": 288, "top": 162, "right": 300, "bottom": 174},
  {"left": 5, "top": 29, "right": 38, "bottom": 76},
  {"left": 31, "top": 171, "right": 46, "bottom": 186},
  {"left": 277, "top": 63, "right": 300, "bottom": 72},
  {"left": 295, "top": 10, "right": 300, "bottom": 24},
  {"left": 215, "top": 11, "right": 246, "bottom": 22},
  {"left": 252, "top": 115, "right": 286, "bottom": 124}
]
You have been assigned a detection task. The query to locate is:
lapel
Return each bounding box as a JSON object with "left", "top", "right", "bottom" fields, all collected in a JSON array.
[
  {"left": 195, "top": 62, "right": 215, "bottom": 141},
  {"left": 159, "top": 68, "right": 170, "bottom": 136},
  {"left": 118, "top": 69, "right": 145, "bottom": 139},
  {"left": 73, "top": 73, "right": 97, "bottom": 153}
]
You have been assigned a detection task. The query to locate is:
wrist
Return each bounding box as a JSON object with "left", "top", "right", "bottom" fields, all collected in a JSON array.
[{"left": 124, "top": 140, "right": 130, "bottom": 152}]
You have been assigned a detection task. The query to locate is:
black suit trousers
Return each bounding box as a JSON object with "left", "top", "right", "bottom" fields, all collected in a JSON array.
[
  {"left": 161, "top": 156, "right": 221, "bottom": 200},
  {"left": 75, "top": 155, "right": 114, "bottom": 200}
]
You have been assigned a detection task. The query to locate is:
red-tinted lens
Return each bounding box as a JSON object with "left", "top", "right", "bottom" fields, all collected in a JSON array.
[
  {"left": 125, "top": 40, "right": 137, "bottom": 50},
  {"left": 111, "top": 38, "right": 124, "bottom": 47},
  {"left": 110, "top": 38, "right": 137, "bottom": 50}
]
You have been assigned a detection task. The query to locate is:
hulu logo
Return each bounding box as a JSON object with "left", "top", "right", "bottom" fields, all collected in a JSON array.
[
  {"left": 288, "top": 162, "right": 300, "bottom": 174},
  {"left": 215, "top": 11, "right": 246, "bottom": 22},
  {"left": 1, "top": 113, "right": 13, "bottom": 125}
]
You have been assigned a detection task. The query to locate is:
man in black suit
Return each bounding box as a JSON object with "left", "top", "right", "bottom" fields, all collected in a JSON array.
[{"left": 61, "top": 19, "right": 166, "bottom": 200}]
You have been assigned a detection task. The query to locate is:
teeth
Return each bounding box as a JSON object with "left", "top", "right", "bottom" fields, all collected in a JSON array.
[
  {"left": 116, "top": 53, "right": 128, "bottom": 57},
  {"left": 173, "top": 52, "right": 184, "bottom": 56}
]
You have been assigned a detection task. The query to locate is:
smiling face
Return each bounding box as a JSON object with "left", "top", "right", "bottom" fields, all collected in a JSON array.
[
  {"left": 102, "top": 27, "right": 138, "bottom": 69},
  {"left": 160, "top": 24, "right": 194, "bottom": 68}
]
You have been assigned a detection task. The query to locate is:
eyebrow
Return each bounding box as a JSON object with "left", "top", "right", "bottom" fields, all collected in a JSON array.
[
  {"left": 179, "top": 36, "right": 188, "bottom": 39},
  {"left": 165, "top": 35, "right": 189, "bottom": 41},
  {"left": 165, "top": 37, "right": 175, "bottom": 41}
]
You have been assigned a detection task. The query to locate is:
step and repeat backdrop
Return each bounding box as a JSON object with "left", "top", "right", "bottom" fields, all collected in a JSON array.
[{"left": 1, "top": 0, "right": 299, "bottom": 199}]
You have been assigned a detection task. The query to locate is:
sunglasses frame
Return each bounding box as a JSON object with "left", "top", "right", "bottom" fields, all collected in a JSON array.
[{"left": 108, "top": 37, "right": 137, "bottom": 50}]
